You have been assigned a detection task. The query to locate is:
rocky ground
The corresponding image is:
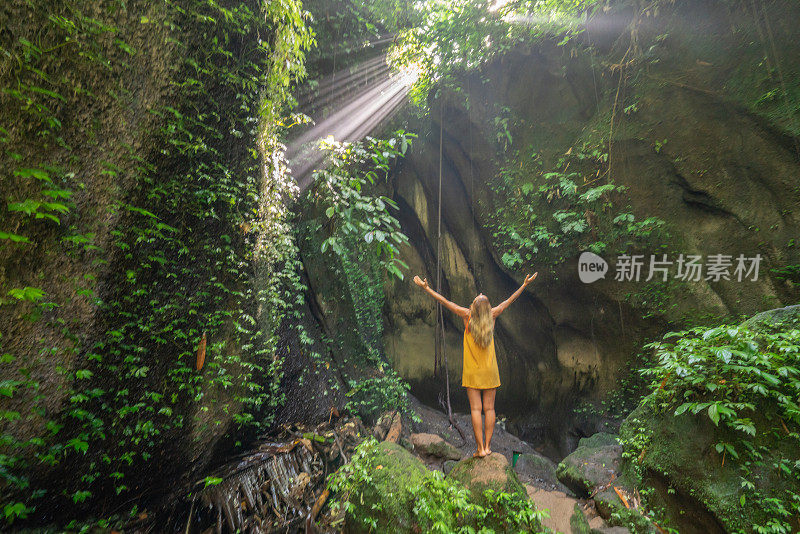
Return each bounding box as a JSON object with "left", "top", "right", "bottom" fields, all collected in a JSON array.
[{"left": 395, "top": 396, "right": 639, "bottom": 534}]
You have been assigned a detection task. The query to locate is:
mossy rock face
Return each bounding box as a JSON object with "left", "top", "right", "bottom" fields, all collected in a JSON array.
[
  {"left": 616, "top": 308, "right": 800, "bottom": 534},
  {"left": 556, "top": 434, "right": 623, "bottom": 497},
  {"left": 740, "top": 304, "right": 800, "bottom": 331},
  {"left": 448, "top": 452, "right": 543, "bottom": 532},
  {"left": 618, "top": 400, "right": 774, "bottom": 534},
  {"left": 343, "top": 441, "right": 429, "bottom": 533},
  {"left": 621, "top": 398, "right": 800, "bottom": 532},
  {"left": 448, "top": 452, "right": 528, "bottom": 501},
  {"left": 592, "top": 487, "right": 627, "bottom": 520},
  {"left": 514, "top": 452, "right": 563, "bottom": 489},
  {"left": 443, "top": 459, "right": 458, "bottom": 475},
  {"left": 590, "top": 487, "right": 657, "bottom": 534},
  {"left": 578, "top": 432, "right": 620, "bottom": 449}
]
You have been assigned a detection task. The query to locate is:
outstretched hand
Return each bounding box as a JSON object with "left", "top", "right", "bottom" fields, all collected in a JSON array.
[
  {"left": 413, "top": 275, "right": 429, "bottom": 289},
  {"left": 524, "top": 272, "right": 538, "bottom": 286}
]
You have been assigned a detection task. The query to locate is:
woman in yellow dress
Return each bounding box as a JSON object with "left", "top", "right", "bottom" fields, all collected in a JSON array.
[{"left": 413, "top": 273, "right": 537, "bottom": 457}]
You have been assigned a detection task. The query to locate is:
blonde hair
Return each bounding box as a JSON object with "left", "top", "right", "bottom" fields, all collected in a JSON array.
[{"left": 468, "top": 295, "right": 493, "bottom": 349}]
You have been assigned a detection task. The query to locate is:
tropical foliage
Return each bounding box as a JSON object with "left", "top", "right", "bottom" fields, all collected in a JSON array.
[{"left": 624, "top": 322, "right": 800, "bottom": 533}]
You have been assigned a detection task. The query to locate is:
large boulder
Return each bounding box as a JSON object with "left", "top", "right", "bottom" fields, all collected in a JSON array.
[
  {"left": 411, "top": 432, "right": 462, "bottom": 461},
  {"left": 342, "top": 442, "right": 544, "bottom": 533},
  {"left": 448, "top": 452, "right": 528, "bottom": 502},
  {"left": 615, "top": 307, "right": 800, "bottom": 534},
  {"left": 556, "top": 432, "right": 623, "bottom": 497},
  {"left": 618, "top": 397, "right": 797, "bottom": 534},
  {"left": 448, "top": 452, "right": 544, "bottom": 532},
  {"left": 556, "top": 433, "right": 658, "bottom": 532},
  {"left": 514, "top": 452, "right": 569, "bottom": 492},
  {"left": 740, "top": 304, "right": 800, "bottom": 331},
  {"left": 343, "top": 441, "right": 430, "bottom": 534}
]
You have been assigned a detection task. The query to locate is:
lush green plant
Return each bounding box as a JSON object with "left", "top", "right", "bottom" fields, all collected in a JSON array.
[
  {"left": 627, "top": 322, "right": 800, "bottom": 533},
  {"left": 0, "top": 0, "right": 314, "bottom": 526},
  {"left": 770, "top": 264, "right": 800, "bottom": 285},
  {"left": 298, "top": 131, "right": 417, "bottom": 424},
  {"left": 387, "top": 0, "right": 601, "bottom": 106},
  {"left": 344, "top": 370, "right": 418, "bottom": 423},
  {"left": 327, "top": 436, "right": 548, "bottom": 532},
  {"left": 311, "top": 132, "right": 415, "bottom": 280},
  {"left": 483, "top": 143, "right": 667, "bottom": 273}
]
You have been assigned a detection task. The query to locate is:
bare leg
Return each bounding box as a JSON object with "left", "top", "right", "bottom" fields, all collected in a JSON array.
[
  {"left": 466, "top": 387, "right": 486, "bottom": 457},
  {"left": 482, "top": 388, "right": 496, "bottom": 455}
]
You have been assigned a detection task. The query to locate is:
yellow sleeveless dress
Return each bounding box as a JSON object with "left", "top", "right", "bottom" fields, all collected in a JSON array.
[{"left": 462, "top": 315, "right": 501, "bottom": 389}]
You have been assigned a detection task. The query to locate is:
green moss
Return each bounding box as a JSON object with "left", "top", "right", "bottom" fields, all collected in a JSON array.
[
  {"left": 556, "top": 437, "right": 624, "bottom": 497},
  {"left": 740, "top": 304, "right": 800, "bottom": 331},
  {"left": 555, "top": 461, "right": 591, "bottom": 495},
  {"left": 570, "top": 503, "right": 591, "bottom": 534},
  {"left": 343, "top": 442, "right": 430, "bottom": 533},
  {"left": 424, "top": 440, "right": 462, "bottom": 461},
  {"left": 578, "top": 432, "right": 620, "bottom": 449}
]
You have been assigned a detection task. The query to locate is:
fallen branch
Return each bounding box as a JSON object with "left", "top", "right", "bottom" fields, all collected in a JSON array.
[
  {"left": 332, "top": 430, "right": 348, "bottom": 464},
  {"left": 613, "top": 485, "right": 630, "bottom": 509},
  {"left": 304, "top": 488, "right": 331, "bottom": 533}
]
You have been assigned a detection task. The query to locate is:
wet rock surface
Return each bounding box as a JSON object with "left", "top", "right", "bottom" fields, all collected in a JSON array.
[
  {"left": 556, "top": 432, "right": 623, "bottom": 497},
  {"left": 448, "top": 452, "right": 527, "bottom": 500},
  {"left": 410, "top": 432, "right": 463, "bottom": 461}
]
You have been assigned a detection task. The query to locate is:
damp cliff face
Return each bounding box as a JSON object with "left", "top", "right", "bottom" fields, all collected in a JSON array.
[
  {"left": 0, "top": 0, "right": 317, "bottom": 519},
  {"left": 381, "top": 0, "right": 800, "bottom": 457}
]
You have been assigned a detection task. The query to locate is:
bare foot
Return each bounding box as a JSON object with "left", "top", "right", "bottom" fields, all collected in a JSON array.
[
  {"left": 484, "top": 447, "right": 492, "bottom": 456},
  {"left": 474, "top": 448, "right": 488, "bottom": 458}
]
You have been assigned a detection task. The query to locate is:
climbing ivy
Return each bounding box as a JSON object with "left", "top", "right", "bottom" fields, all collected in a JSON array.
[
  {"left": 311, "top": 133, "right": 415, "bottom": 280},
  {"left": 387, "top": 0, "right": 602, "bottom": 106},
  {"left": 482, "top": 142, "right": 667, "bottom": 274},
  {"left": 0, "top": 0, "right": 313, "bottom": 527},
  {"left": 297, "top": 132, "right": 417, "bottom": 423}
]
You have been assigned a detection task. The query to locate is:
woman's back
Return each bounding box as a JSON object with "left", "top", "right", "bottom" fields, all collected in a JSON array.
[{"left": 462, "top": 317, "right": 500, "bottom": 389}]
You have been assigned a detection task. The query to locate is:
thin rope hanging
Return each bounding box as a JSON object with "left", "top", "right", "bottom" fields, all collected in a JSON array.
[
  {"left": 434, "top": 93, "right": 449, "bottom": 404},
  {"left": 434, "top": 93, "right": 465, "bottom": 441},
  {"left": 467, "top": 76, "right": 478, "bottom": 293},
  {"left": 434, "top": 94, "right": 444, "bottom": 381}
]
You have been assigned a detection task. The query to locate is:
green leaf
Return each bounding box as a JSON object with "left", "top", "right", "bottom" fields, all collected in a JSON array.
[
  {"left": 72, "top": 490, "right": 91, "bottom": 503},
  {"left": 0, "top": 232, "right": 30, "bottom": 244},
  {"left": 204, "top": 476, "right": 223, "bottom": 488},
  {"left": 708, "top": 404, "right": 720, "bottom": 426},
  {"left": 3, "top": 502, "right": 31, "bottom": 522},
  {"left": 7, "top": 287, "right": 44, "bottom": 302},
  {"left": 14, "top": 168, "right": 51, "bottom": 183}
]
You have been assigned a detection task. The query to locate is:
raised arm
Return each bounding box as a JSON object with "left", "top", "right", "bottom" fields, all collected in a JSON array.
[
  {"left": 492, "top": 272, "right": 537, "bottom": 318},
  {"left": 413, "top": 275, "right": 469, "bottom": 318}
]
